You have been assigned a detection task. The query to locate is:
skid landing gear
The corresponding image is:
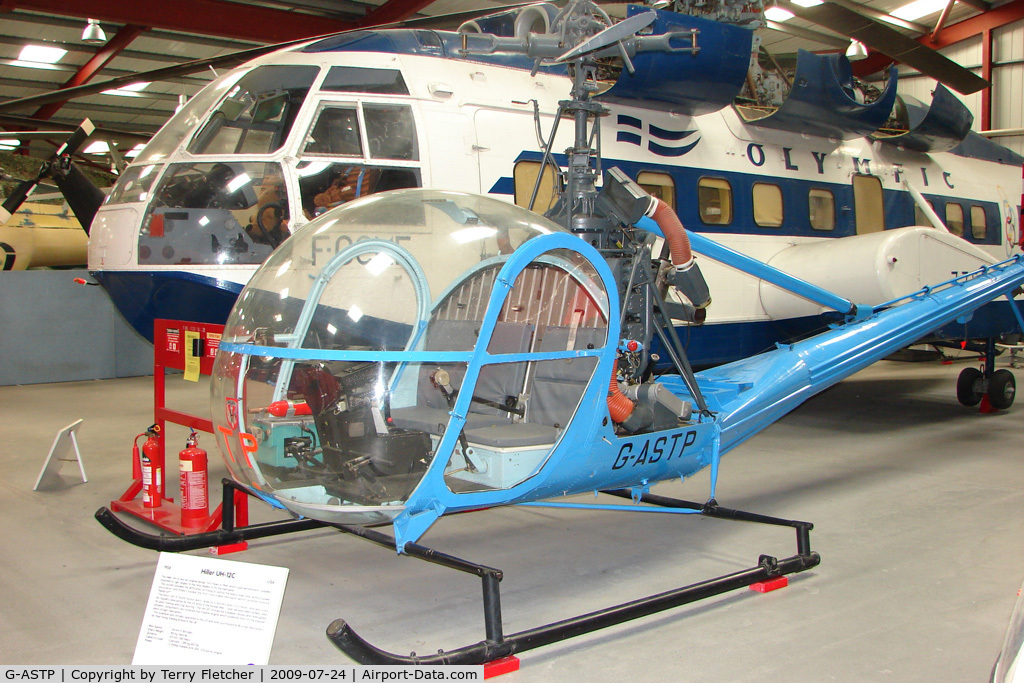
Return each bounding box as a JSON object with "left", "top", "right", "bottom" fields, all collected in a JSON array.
[
  {"left": 326, "top": 490, "right": 820, "bottom": 666},
  {"left": 95, "top": 478, "right": 328, "bottom": 551},
  {"left": 957, "top": 338, "right": 1017, "bottom": 410}
]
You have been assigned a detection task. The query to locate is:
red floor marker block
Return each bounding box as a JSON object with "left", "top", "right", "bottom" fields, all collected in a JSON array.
[
  {"left": 484, "top": 656, "right": 521, "bottom": 678},
  {"left": 750, "top": 576, "right": 789, "bottom": 593},
  {"left": 210, "top": 542, "right": 249, "bottom": 555},
  {"left": 979, "top": 395, "right": 999, "bottom": 414}
]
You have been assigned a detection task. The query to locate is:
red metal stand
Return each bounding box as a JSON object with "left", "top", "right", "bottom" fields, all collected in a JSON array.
[{"left": 109, "top": 319, "right": 248, "bottom": 553}]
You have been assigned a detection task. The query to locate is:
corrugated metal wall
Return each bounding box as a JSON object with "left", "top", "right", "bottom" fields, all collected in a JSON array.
[{"left": 993, "top": 17, "right": 1024, "bottom": 156}]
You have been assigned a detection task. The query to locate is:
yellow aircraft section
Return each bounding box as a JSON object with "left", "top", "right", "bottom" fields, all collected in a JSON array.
[{"left": 0, "top": 201, "right": 88, "bottom": 270}]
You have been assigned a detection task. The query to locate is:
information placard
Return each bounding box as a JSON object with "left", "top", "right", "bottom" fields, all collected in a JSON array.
[
  {"left": 133, "top": 553, "right": 289, "bottom": 665},
  {"left": 33, "top": 419, "right": 86, "bottom": 490}
]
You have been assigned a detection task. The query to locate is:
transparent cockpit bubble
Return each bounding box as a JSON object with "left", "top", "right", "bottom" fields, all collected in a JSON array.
[{"left": 211, "top": 189, "right": 581, "bottom": 523}]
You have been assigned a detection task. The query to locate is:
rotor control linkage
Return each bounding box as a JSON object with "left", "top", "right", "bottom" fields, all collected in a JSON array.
[{"left": 325, "top": 494, "right": 820, "bottom": 665}]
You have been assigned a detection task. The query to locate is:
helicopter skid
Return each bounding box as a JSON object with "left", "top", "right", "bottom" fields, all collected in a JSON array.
[
  {"left": 94, "top": 478, "right": 328, "bottom": 552},
  {"left": 325, "top": 492, "right": 820, "bottom": 666}
]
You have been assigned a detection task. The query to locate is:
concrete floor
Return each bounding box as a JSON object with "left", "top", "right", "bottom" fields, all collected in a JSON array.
[{"left": 2, "top": 354, "right": 1024, "bottom": 680}]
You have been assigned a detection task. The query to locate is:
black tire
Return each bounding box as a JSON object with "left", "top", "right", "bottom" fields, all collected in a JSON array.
[
  {"left": 988, "top": 369, "right": 1016, "bottom": 410},
  {"left": 957, "top": 366, "right": 983, "bottom": 406}
]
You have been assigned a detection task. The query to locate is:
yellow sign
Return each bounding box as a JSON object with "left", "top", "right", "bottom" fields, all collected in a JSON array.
[{"left": 184, "top": 330, "right": 201, "bottom": 382}]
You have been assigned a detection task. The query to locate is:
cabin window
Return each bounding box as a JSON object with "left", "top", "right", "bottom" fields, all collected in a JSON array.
[
  {"left": 106, "top": 164, "right": 163, "bottom": 205},
  {"left": 752, "top": 182, "right": 783, "bottom": 228},
  {"left": 697, "top": 177, "right": 732, "bottom": 225},
  {"left": 913, "top": 200, "right": 936, "bottom": 227},
  {"left": 187, "top": 65, "right": 319, "bottom": 155},
  {"left": 945, "top": 202, "right": 965, "bottom": 236},
  {"left": 808, "top": 188, "right": 835, "bottom": 231},
  {"left": 637, "top": 171, "right": 676, "bottom": 209},
  {"left": 139, "top": 161, "right": 290, "bottom": 266},
  {"left": 513, "top": 161, "right": 559, "bottom": 213},
  {"left": 297, "top": 161, "right": 420, "bottom": 218},
  {"left": 321, "top": 66, "right": 409, "bottom": 95},
  {"left": 134, "top": 68, "right": 248, "bottom": 165},
  {"left": 364, "top": 104, "right": 418, "bottom": 161},
  {"left": 970, "top": 205, "right": 987, "bottom": 240},
  {"left": 852, "top": 174, "right": 884, "bottom": 234},
  {"left": 303, "top": 105, "right": 362, "bottom": 156}
]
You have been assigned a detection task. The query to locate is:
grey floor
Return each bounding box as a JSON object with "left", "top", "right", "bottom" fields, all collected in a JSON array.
[{"left": 2, "top": 354, "right": 1024, "bottom": 680}]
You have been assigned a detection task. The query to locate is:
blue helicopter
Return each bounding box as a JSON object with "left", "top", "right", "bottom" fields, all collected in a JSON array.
[
  {"left": 97, "top": 179, "right": 1024, "bottom": 664},
  {"left": 95, "top": 2, "right": 1024, "bottom": 665}
]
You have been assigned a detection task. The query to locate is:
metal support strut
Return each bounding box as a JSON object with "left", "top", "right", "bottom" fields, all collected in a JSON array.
[{"left": 326, "top": 492, "right": 820, "bottom": 665}]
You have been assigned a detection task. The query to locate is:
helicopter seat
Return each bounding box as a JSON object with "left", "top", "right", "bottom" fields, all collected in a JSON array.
[
  {"left": 390, "top": 320, "right": 534, "bottom": 437},
  {"left": 524, "top": 326, "right": 604, "bottom": 432},
  {"left": 433, "top": 324, "right": 605, "bottom": 450}
]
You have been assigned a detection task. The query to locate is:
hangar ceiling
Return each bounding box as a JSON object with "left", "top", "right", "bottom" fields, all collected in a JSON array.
[{"left": 0, "top": 0, "right": 1021, "bottom": 167}]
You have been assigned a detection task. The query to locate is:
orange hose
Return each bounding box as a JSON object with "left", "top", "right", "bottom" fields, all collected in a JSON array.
[
  {"left": 607, "top": 358, "right": 635, "bottom": 424},
  {"left": 650, "top": 197, "right": 693, "bottom": 269}
]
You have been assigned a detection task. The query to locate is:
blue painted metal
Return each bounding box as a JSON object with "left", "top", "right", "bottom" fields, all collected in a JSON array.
[
  {"left": 680, "top": 227, "right": 862, "bottom": 317},
  {"left": 511, "top": 151, "right": 1003, "bottom": 247},
  {"left": 90, "top": 269, "right": 243, "bottom": 342},
  {"left": 697, "top": 255, "right": 1024, "bottom": 454},
  {"left": 741, "top": 50, "right": 898, "bottom": 140},
  {"left": 595, "top": 6, "right": 753, "bottom": 116},
  {"left": 518, "top": 501, "right": 700, "bottom": 514},
  {"left": 1008, "top": 297, "right": 1024, "bottom": 334},
  {"left": 217, "top": 192, "right": 1024, "bottom": 550},
  {"left": 874, "top": 85, "right": 973, "bottom": 153},
  {"left": 951, "top": 132, "right": 1024, "bottom": 167}
]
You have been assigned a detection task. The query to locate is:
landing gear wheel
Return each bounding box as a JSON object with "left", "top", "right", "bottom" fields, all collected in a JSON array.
[
  {"left": 957, "top": 366, "right": 983, "bottom": 406},
  {"left": 988, "top": 369, "right": 1016, "bottom": 410}
]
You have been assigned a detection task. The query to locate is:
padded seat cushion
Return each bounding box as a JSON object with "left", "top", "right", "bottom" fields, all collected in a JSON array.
[
  {"left": 389, "top": 406, "right": 510, "bottom": 435},
  {"left": 463, "top": 423, "right": 558, "bottom": 448}
]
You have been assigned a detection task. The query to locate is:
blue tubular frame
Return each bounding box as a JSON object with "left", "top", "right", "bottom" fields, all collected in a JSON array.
[
  {"left": 702, "top": 254, "right": 1024, "bottom": 455},
  {"left": 637, "top": 215, "right": 862, "bottom": 317},
  {"left": 213, "top": 231, "right": 1024, "bottom": 551},
  {"left": 875, "top": 259, "right": 1022, "bottom": 310},
  {"left": 390, "top": 232, "right": 621, "bottom": 548},
  {"left": 270, "top": 239, "right": 433, "bottom": 403},
  {"left": 220, "top": 232, "right": 624, "bottom": 548},
  {"left": 518, "top": 501, "right": 702, "bottom": 514}
]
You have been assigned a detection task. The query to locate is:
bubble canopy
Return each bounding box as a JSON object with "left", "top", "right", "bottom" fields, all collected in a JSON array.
[{"left": 212, "top": 189, "right": 617, "bottom": 526}]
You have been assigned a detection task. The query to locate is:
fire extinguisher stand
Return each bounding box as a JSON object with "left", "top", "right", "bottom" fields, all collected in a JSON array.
[{"left": 109, "top": 319, "right": 249, "bottom": 554}]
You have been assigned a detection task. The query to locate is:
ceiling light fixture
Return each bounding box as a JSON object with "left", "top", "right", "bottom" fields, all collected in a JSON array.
[
  {"left": 764, "top": 6, "right": 795, "bottom": 22},
  {"left": 891, "top": 0, "right": 948, "bottom": 21},
  {"left": 83, "top": 141, "right": 110, "bottom": 155},
  {"left": 103, "top": 81, "right": 150, "bottom": 97},
  {"left": 17, "top": 44, "right": 67, "bottom": 64},
  {"left": 845, "top": 40, "right": 869, "bottom": 60},
  {"left": 82, "top": 19, "right": 107, "bottom": 45}
]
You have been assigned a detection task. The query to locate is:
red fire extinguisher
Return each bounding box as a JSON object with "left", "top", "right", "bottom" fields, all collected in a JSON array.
[
  {"left": 179, "top": 430, "right": 209, "bottom": 527},
  {"left": 135, "top": 425, "right": 163, "bottom": 509}
]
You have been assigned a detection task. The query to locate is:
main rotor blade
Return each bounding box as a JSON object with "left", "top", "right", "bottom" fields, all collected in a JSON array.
[
  {"left": 0, "top": 113, "right": 150, "bottom": 146},
  {"left": 779, "top": 1, "right": 989, "bottom": 94},
  {"left": 1, "top": 177, "right": 42, "bottom": 225},
  {"left": 0, "top": 39, "right": 311, "bottom": 114},
  {"left": 0, "top": 3, "right": 536, "bottom": 115},
  {"left": 56, "top": 119, "right": 95, "bottom": 158}
]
